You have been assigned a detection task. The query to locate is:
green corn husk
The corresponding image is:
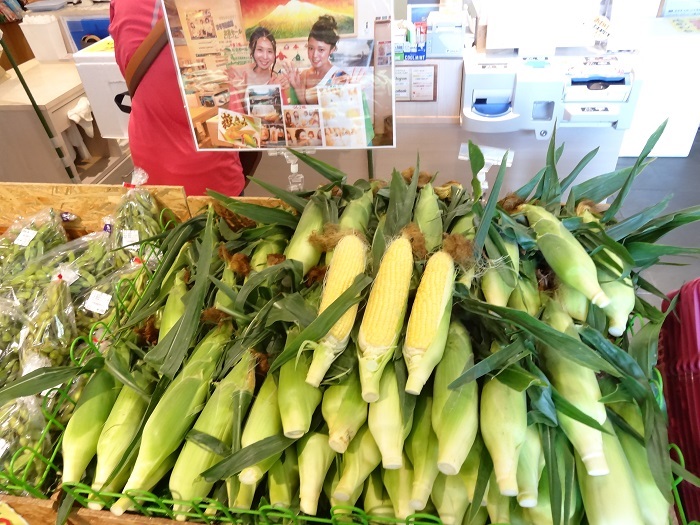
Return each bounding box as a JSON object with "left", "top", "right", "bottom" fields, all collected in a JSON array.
[
  {"left": 326, "top": 189, "right": 374, "bottom": 265},
  {"left": 61, "top": 369, "right": 123, "bottom": 484},
  {"left": 480, "top": 372, "right": 528, "bottom": 497},
  {"left": 111, "top": 322, "right": 233, "bottom": 517},
  {"left": 611, "top": 401, "right": 671, "bottom": 525},
  {"left": 575, "top": 420, "right": 646, "bottom": 525},
  {"left": 249, "top": 234, "right": 288, "bottom": 273},
  {"left": 462, "top": 506, "right": 489, "bottom": 525},
  {"left": 406, "top": 395, "right": 440, "bottom": 511},
  {"left": 238, "top": 373, "right": 283, "bottom": 485},
  {"left": 363, "top": 468, "right": 395, "bottom": 520},
  {"left": 268, "top": 447, "right": 299, "bottom": 509},
  {"left": 432, "top": 321, "right": 479, "bottom": 476},
  {"left": 278, "top": 349, "right": 322, "bottom": 439},
  {"left": 383, "top": 454, "right": 415, "bottom": 520},
  {"left": 333, "top": 424, "right": 381, "bottom": 502},
  {"left": 89, "top": 365, "right": 156, "bottom": 509},
  {"left": 432, "top": 464, "right": 470, "bottom": 525},
  {"left": 233, "top": 479, "right": 258, "bottom": 510},
  {"left": 481, "top": 237, "right": 519, "bottom": 308},
  {"left": 554, "top": 280, "right": 589, "bottom": 323},
  {"left": 414, "top": 183, "right": 443, "bottom": 253},
  {"left": 507, "top": 260, "right": 542, "bottom": 317},
  {"left": 170, "top": 351, "right": 256, "bottom": 519},
  {"left": 322, "top": 365, "right": 368, "bottom": 453},
  {"left": 297, "top": 431, "right": 336, "bottom": 515},
  {"left": 283, "top": 198, "right": 325, "bottom": 276},
  {"left": 326, "top": 462, "right": 364, "bottom": 511},
  {"left": 515, "top": 424, "right": 545, "bottom": 508},
  {"left": 160, "top": 268, "right": 187, "bottom": 341},
  {"left": 519, "top": 203, "right": 609, "bottom": 308},
  {"left": 462, "top": 433, "right": 487, "bottom": 507},
  {"left": 597, "top": 268, "right": 635, "bottom": 337},
  {"left": 367, "top": 364, "right": 411, "bottom": 470},
  {"left": 486, "top": 471, "right": 511, "bottom": 524},
  {"left": 541, "top": 299, "right": 608, "bottom": 477},
  {"left": 214, "top": 265, "right": 236, "bottom": 313}
]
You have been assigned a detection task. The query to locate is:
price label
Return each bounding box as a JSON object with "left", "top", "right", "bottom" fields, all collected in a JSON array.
[
  {"left": 58, "top": 265, "right": 80, "bottom": 286},
  {"left": 84, "top": 290, "right": 112, "bottom": 315},
  {"left": 122, "top": 229, "right": 140, "bottom": 248},
  {"left": 13, "top": 228, "right": 38, "bottom": 246}
]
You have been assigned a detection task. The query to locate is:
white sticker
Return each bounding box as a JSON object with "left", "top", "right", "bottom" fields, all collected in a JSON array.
[
  {"left": 84, "top": 290, "right": 112, "bottom": 315},
  {"left": 122, "top": 229, "right": 140, "bottom": 248},
  {"left": 58, "top": 265, "right": 80, "bottom": 286},
  {"left": 13, "top": 228, "right": 38, "bottom": 246}
]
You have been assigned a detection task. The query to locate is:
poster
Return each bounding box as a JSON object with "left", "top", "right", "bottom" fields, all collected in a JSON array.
[{"left": 163, "top": 0, "right": 395, "bottom": 151}]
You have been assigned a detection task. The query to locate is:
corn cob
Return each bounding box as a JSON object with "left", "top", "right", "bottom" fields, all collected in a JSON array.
[
  {"left": 249, "top": 234, "right": 288, "bottom": 273},
  {"left": 414, "top": 183, "right": 443, "bottom": 253},
  {"left": 481, "top": 238, "right": 519, "bottom": 307},
  {"left": 383, "top": 454, "right": 415, "bottom": 520},
  {"left": 283, "top": 198, "right": 325, "bottom": 276},
  {"left": 170, "top": 351, "right": 256, "bottom": 520},
  {"left": 89, "top": 365, "right": 155, "bottom": 509},
  {"left": 111, "top": 322, "right": 233, "bottom": 516},
  {"left": 486, "top": 471, "right": 512, "bottom": 524},
  {"left": 519, "top": 204, "right": 610, "bottom": 308},
  {"left": 555, "top": 280, "right": 589, "bottom": 323},
  {"left": 575, "top": 420, "right": 646, "bottom": 525},
  {"left": 278, "top": 349, "right": 322, "bottom": 438},
  {"left": 367, "top": 364, "right": 411, "bottom": 469},
  {"left": 326, "top": 189, "right": 373, "bottom": 265},
  {"left": 297, "top": 432, "right": 336, "bottom": 515},
  {"left": 363, "top": 468, "right": 395, "bottom": 519},
  {"left": 238, "top": 373, "right": 283, "bottom": 485},
  {"left": 268, "top": 447, "right": 299, "bottom": 509},
  {"left": 357, "top": 235, "right": 414, "bottom": 402},
  {"left": 406, "top": 395, "right": 440, "bottom": 511},
  {"left": 307, "top": 234, "right": 368, "bottom": 386},
  {"left": 515, "top": 424, "right": 545, "bottom": 508},
  {"left": 333, "top": 424, "right": 381, "bottom": 502},
  {"left": 480, "top": 370, "right": 528, "bottom": 497},
  {"left": 541, "top": 299, "right": 608, "bottom": 476},
  {"left": 462, "top": 433, "right": 487, "bottom": 507},
  {"left": 403, "top": 250, "right": 455, "bottom": 395},
  {"left": 432, "top": 466, "right": 470, "bottom": 525},
  {"left": 432, "top": 321, "right": 479, "bottom": 475},
  {"left": 321, "top": 363, "right": 368, "bottom": 453},
  {"left": 62, "top": 369, "right": 123, "bottom": 484}
]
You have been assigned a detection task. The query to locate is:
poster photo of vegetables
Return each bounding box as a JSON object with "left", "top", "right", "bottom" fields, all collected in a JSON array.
[{"left": 162, "top": 0, "right": 396, "bottom": 151}]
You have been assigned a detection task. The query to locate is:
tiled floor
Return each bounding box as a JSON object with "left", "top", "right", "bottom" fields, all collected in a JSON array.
[{"left": 251, "top": 125, "right": 700, "bottom": 297}]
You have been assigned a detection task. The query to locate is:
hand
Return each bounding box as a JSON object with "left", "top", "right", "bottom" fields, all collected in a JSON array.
[
  {"left": 227, "top": 66, "right": 247, "bottom": 87},
  {"left": 283, "top": 61, "right": 302, "bottom": 90}
]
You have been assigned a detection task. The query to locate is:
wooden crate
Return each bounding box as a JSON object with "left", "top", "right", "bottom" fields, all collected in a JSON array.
[
  {"left": 186, "top": 195, "right": 287, "bottom": 218},
  {"left": 0, "top": 183, "right": 190, "bottom": 235}
]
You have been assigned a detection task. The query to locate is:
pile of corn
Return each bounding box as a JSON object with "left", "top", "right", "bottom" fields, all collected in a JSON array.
[{"left": 3, "top": 125, "right": 699, "bottom": 525}]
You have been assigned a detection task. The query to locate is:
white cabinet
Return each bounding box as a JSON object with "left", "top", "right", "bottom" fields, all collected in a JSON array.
[{"left": 0, "top": 59, "right": 132, "bottom": 184}]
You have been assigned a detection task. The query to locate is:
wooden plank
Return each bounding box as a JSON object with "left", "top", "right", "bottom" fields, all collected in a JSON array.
[
  {"left": 0, "top": 183, "right": 190, "bottom": 233},
  {"left": 0, "top": 494, "right": 177, "bottom": 524}
]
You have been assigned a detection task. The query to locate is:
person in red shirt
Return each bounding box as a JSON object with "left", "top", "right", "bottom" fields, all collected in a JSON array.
[{"left": 110, "top": 0, "right": 245, "bottom": 196}]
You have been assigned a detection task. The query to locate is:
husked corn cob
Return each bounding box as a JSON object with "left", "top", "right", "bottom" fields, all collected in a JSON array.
[
  {"left": 307, "top": 234, "right": 368, "bottom": 387},
  {"left": 403, "top": 251, "right": 455, "bottom": 395},
  {"left": 358, "top": 236, "right": 414, "bottom": 402}
]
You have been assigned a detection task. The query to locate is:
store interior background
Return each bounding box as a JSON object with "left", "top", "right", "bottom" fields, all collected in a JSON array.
[{"left": 0, "top": 0, "right": 699, "bottom": 298}]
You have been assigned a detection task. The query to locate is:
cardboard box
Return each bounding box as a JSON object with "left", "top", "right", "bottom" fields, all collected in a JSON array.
[{"left": 72, "top": 37, "right": 129, "bottom": 139}]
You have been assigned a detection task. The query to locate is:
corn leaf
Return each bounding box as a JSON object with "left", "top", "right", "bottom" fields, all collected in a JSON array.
[
  {"left": 571, "top": 163, "right": 650, "bottom": 204},
  {"left": 384, "top": 163, "right": 419, "bottom": 240},
  {"left": 515, "top": 167, "right": 546, "bottom": 201},
  {"left": 449, "top": 338, "right": 529, "bottom": 389},
  {"left": 550, "top": 389, "right": 610, "bottom": 434},
  {"left": 603, "top": 120, "right": 667, "bottom": 223},
  {"left": 467, "top": 141, "right": 485, "bottom": 201},
  {"left": 0, "top": 356, "right": 103, "bottom": 406},
  {"left": 542, "top": 426, "right": 563, "bottom": 525},
  {"left": 494, "top": 364, "right": 547, "bottom": 392},
  {"left": 145, "top": 209, "right": 216, "bottom": 378},
  {"left": 187, "top": 429, "right": 231, "bottom": 457},
  {"left": 473, "top": 151, "right": 509, "bottom": 258},
  {"left": 578, "top": 326, "right": 649, "bottom": 384},
  {"left": 454, "top": 296, "right": 620, "bottom": 376},
  {"left": 672, "top": 461, "right": 700, "bottom": 489},
  {"left": 466, "top": 444, "right": 493, "bottom": 523},
  {"left": 288, "top": 149, "right": 347, "bottom": 185},
  {"left": 222, "top": 298, "right": 278, "bottom": 374},
  {"left": 56, "top": 492, "right": 75, "bottom": 525},
  {"left": 558, "top": 430, "right": 576, "bottom": 525},
  {"left": 640, "top": 392, "right": 672, "bottom": 500},
  {"left": 394, "top": 357, "right": 416, "bottom": 436},
  {"left": 625, "top": 204, "right": 700, "bottom": 245},
  {"left": 202, "top": 434, "right": 296, "bottom": 483},
  {"left": 498, "top": 211, "right": 537, "bottom": 251},
  {"left": 267, "top": 292, "right": 318, "bottom": 328},
  {"left": 605, "top": 197, "right": 672, "bottom": 241},
  {"left": 269, "top": 274, "right": 373, "bottom": 372},
  {"left": 625, "top": 242, "right": 700, "bottom": 269},
  {"left": 208, "top": 190, "right": 299, "bottom": 229},
  {"left": 635, "top": 275, "right": 671, "bottom": 304},
  {"left": 628, "top": 321, "right": 663, "bottom": 378},
  {"left": 104, "top": 350, "right": 149, "bottom": 399},
  {"left": 541, "top": 130, "right": 562, "bottom": 207},
  {"left": 248, "top": 177, "right": 308, "bottom": 213},
  {"left": 607, "top": 408, "right": 644, "bottom": 445},
  {"left": 560, "top": 147, "right": 599, "bottom": 194},
  {"left": 526, "top": 385, "right": 559, "bottom": 428},
  {"left": 235, "top": 259, "right": 304, "bottom": 311},
  {"left": 371, "top": 215, "right": 387, "bottom": 278}
]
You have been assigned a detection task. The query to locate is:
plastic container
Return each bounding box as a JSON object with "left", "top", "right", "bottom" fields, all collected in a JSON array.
[
  {"left": 19, "top": 16, "right": 68, "bottom": 62},
  {"left": 659, "top": 278, "right": 700, "bottom": 521},
  {"left": 64, "top": 17, "right": 110, "bottom": 53}
]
